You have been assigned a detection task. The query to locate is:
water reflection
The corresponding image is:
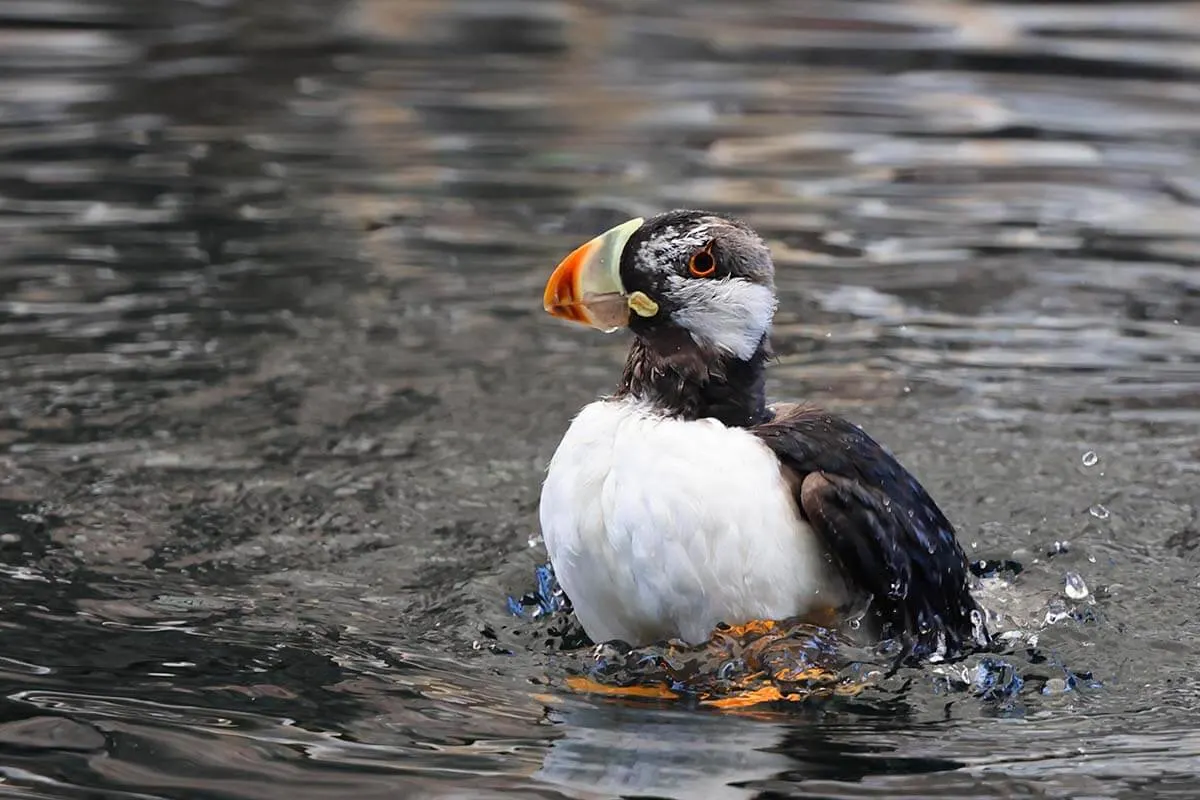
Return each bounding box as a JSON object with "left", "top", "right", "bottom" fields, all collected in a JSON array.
[
  {"left": 0, "top": 0, "right": 1199, "bottom": 796},
  {"left": 537, "top": 703, "right": 793, "bottom": 800}
]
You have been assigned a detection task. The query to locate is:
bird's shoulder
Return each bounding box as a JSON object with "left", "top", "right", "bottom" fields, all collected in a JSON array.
[{"left": 754, "top": 402, "right": 934, "bottom": 492}]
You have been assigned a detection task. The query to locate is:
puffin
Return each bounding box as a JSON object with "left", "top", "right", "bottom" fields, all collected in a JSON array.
[{"left": 538, "top": 210, "right": 986, "bottom": 660}]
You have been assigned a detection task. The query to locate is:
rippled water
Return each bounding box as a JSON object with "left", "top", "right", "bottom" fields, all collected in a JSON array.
[{"left": 2, "top": 0, "right": 1200, "bottom": 797}]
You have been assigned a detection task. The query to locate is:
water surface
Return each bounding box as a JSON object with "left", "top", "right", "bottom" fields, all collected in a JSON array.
[{"left": 2, "top": 0, "right": 1200, "bottom": 797}]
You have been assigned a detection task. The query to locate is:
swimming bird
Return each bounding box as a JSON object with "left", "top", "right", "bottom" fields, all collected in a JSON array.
[{"left": 539, "top": 210, "right": 986, "bottom": 660}]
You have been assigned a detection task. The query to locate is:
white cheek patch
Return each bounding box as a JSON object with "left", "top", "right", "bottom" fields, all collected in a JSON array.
[{"left": 668, "top": 277, "right": 777, "bottom": 360}]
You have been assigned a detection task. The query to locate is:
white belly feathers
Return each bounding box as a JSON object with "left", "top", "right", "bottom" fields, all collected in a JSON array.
[{"left": 538, "top": 398, "right": 845, "bottom": 646}]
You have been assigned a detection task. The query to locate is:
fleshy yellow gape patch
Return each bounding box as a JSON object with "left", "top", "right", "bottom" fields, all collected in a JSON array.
[
  {"left": 563, "top": 617, "right": 872, "bottom": 710},
  {"left": 626, "top": 291, "right": 659, "bottom": 318}
]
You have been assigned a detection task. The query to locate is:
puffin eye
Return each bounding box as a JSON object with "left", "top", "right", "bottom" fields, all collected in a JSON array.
[{"left": 688, "top": 246, "right": 717, "bottom": 278}]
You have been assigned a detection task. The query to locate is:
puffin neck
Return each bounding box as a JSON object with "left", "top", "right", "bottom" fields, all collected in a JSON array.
[{"left": 614, "top": 332, "right": 772, "bottom": 428}]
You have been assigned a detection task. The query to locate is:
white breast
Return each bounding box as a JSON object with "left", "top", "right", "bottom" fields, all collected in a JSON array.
[{"left": 539, "top": 398, "right": 846, "bottom": 646}]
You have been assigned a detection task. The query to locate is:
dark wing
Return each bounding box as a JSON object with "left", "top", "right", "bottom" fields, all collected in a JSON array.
[{"left": 753, "top": 404, "right": 986, "bottom": 660}]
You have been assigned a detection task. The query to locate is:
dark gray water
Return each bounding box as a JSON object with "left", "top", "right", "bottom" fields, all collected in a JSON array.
[{"left": 2, "top": 0, "right": 1200, "bottom": 797}]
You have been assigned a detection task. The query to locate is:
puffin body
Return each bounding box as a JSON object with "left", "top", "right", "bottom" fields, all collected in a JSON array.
[
  {"left": 539, "top": 210, "right": 985, "bottom": 658},
  {"left": 540, "top": 396, "right": 846, "bottom": 645}
]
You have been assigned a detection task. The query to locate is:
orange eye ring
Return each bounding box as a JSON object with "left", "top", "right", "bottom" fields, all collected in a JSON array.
[{"left": 688, "top": 245, "right": 717, "bottom": 278}]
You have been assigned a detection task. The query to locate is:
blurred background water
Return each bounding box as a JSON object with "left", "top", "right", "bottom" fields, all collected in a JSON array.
[{"left": 1, "top": 0, "right": 1199, "bottom": 797}]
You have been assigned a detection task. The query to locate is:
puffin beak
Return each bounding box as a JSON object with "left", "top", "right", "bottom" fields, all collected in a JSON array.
[{"left": 543, "top": 217, "right": 644, "bottom": 332}]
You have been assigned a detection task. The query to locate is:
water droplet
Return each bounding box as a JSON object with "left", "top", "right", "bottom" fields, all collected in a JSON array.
[
  {"left": 1089, "top": 504, "right": 1110, "bottom": 520},
  {"left": 1082, "top": 451, "right": 1099, "bottom": 467},
  {"left": 1064, "top": 572, "right": 1089, "bottom": 600},
  {"left": 969, "top": 609, "right": 987, "bottom": 641}
]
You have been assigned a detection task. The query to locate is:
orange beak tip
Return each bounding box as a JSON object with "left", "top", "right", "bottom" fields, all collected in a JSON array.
[{"left": 543, "top": 246, "right": 586, "bottom": 310}]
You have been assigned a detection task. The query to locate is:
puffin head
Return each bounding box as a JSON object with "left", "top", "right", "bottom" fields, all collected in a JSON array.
[{"left": 543, "top": 210, "right": 777, "bottom": 361}]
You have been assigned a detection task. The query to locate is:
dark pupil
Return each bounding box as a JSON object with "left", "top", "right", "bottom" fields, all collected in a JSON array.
[{"left": 693, "top": 252, "right": 713, "bottom": 271}]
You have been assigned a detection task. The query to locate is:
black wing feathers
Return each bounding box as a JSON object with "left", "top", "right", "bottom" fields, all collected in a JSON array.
[{"left": 754, "top": 404, "right": 985, "bottom": 659}]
